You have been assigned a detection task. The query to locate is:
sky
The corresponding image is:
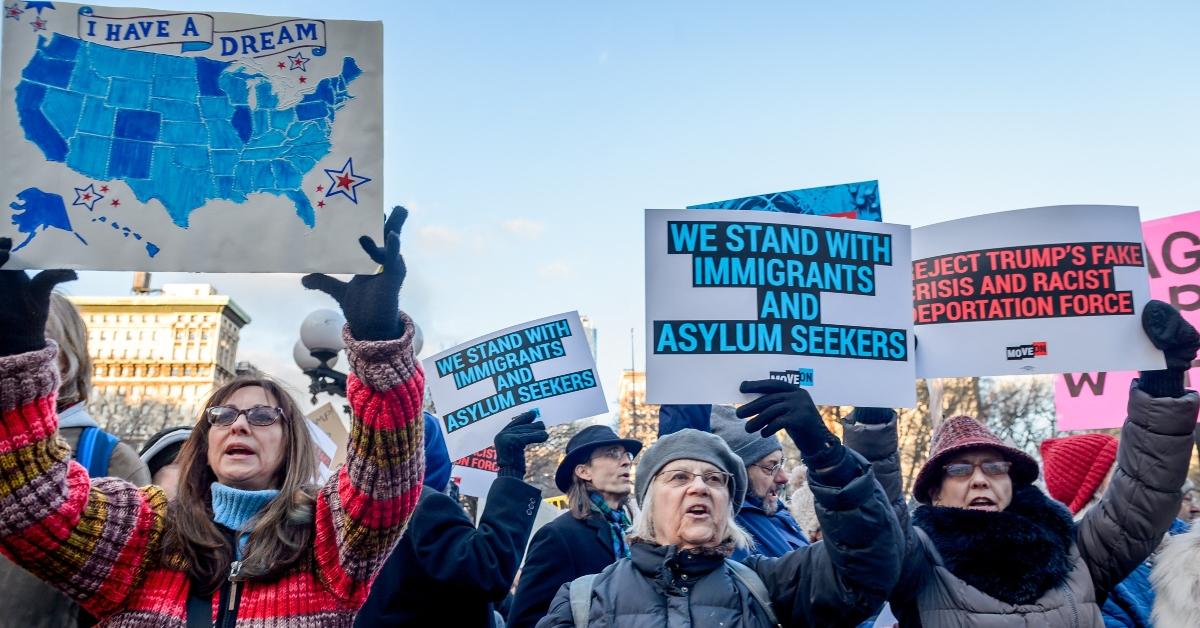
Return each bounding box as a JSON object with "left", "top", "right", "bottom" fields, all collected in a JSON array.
[{"left": 4, "top": 1, "right": 1200, "bottom": 415}]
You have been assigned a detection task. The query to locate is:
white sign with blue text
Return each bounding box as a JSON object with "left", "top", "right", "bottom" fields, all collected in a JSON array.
[
  {"left": 1, "top": 2, "right": 382, "bottom": 272},
  {"left": 645, "top": 209, "right": 916, "bottom": 407},
  {"left": 423, "top": 311, "right": 609, "bottom": 462}
]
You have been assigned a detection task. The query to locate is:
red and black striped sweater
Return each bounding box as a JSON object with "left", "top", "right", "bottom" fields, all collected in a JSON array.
[{"left": 0, "top": 320, "right": 424, "bottom": 627}]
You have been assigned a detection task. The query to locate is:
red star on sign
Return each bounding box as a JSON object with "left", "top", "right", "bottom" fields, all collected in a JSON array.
[
  {"left": 111, "top": 199, "right": 120, "bottom": 207},
  {"left": 317, "top": 200, "right": 325, "bottom": 208},
  {"left": 322, "top": 157, "right": 371, "bottom": 204},
  {"left": 316, "top": 185, "right": 324, "bottom": 192},
  {"left": 82, "top": 193, "right": 91, "bottom": 200},
  {"left": 277, "top": 62, "right": 286, "bottom": 69},
  {"left": 299, "top": 76, "right": 307, "bottom": 84},
  {"left": 30, "top": 16, "right": 46, "bottom": 31},
  {"left": 99, "top": 185, "right": 109, "bottom": 192},
  {"left": 4, "top": 4, "right": 23, "bottom": 19}
]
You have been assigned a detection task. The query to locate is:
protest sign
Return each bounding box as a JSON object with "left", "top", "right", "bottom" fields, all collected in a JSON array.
[
  {"left": 1055, "top": 211, "right": 1200, "bottom": 430},
  {"left": 423, "top": 311, "right": 608, "bottom": 461},
  {"left": 913, "top": 205, "right": 1163, "bottom": 378},
  {"left": 303, "top": 418, "right": 337, "bottom": 483},
  {"left": 645, "top": 209, "right": 915, "bottom": 407},
  {"left": 451, "top": 445, "right": 498, "bottom": 497},
  {"left": 1, "top": 3, "right": 382, "bottom": 272},
  {"left": 307, "top": 401, "right": 349, "bottom": 468},
  {"left": 688, "top": 180, "right": 882, "bottom": 221}
]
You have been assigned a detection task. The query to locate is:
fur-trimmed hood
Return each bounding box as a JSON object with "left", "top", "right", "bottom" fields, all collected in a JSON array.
[
  {"left": 913, "top": 484, "right": 1076, "bottom": 605},
  {"left": 1151, "top": 522, "right": 1200, "bottom": 628}
]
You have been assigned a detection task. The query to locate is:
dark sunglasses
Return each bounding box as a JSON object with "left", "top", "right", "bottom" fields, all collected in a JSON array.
[
  {"left": 943, "top": 460, "right": 1012, "bottom": 478},
  {"left": 206, "top": 404, "right": 284, "bottom": 427}
]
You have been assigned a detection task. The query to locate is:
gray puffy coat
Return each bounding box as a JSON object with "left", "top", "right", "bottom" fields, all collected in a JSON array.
[
  {"left": 844, "top": 382, "right": 1199, "bottom": 627},
  {"left": 537, "top": 451, "right": 903, "bottom": 627}
]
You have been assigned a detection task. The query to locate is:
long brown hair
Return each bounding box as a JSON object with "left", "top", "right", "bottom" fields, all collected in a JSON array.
[{"left": 164, "top": 378, "right": 319, "bottom": 593}]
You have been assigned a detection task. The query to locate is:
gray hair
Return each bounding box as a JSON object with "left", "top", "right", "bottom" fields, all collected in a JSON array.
[
  {"left": 46, "top": 293, "right": 91, "bottom": 409},
  {"left": 627, "top": 477, "right": 754, "bottom": 551}
]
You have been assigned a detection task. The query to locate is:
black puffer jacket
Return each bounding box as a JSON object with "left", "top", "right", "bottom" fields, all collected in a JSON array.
[
  {"left": 536, "top": 451, "right": 902, "bottom": 627},
  {"left": 844, "top": 382, "right": 1199, "bottom": 627}
]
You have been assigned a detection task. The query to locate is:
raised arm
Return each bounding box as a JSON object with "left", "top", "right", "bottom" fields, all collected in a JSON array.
[
  {"left": 302, "top": 208, "right": 426, "bottom": 604},
  {"left": 1078, "top": 300, "right": 1200, "bottom": 597},
  {"left": 736, "top": 380, "right": 903, "bottom": 626},
  {"left": 0, "top": 238, "right": 169, "bottom": 618}
]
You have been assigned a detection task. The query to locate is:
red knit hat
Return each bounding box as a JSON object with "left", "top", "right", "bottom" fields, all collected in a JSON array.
[
  {"left": 912, "top": 415, "right": 1040, "bottom": 504},
  {"left": 1040, "top": 433, "right": 1118, "bottom": 515}
]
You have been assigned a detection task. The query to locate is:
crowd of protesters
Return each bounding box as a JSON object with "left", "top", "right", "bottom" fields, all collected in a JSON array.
[{"left": 2, "top": 210, "right": 1200, "bottom": 627}]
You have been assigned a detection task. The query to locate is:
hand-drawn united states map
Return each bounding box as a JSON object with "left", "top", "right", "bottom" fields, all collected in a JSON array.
[{"left": 1, "top": 3, "right": 383, "bottom": 272}]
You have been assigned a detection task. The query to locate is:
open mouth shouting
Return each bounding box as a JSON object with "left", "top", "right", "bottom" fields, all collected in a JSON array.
[
  {"left": 967, "top": 496, "right": 998, "bottom": 512},
  {"left": 685, "top": 503, "right": 712, "bottom": 520},
  {"left": 224, "top": 443, "right": 257, "bottom": 459}
]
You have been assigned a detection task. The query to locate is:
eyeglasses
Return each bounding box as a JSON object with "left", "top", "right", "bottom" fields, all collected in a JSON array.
[
  {"left": 592, "top": 446, "right": 634, "bottom": 462},
  {"left": 658, "top": 469, "right": 732, "bottom": 489},
  {"left": 206, "top": 405, "right": 284, "bottom": 427},
  {"left": 943, "top": 460, "right": 1012, "bottom": 478},
  {"left": 752, "top": 458, "right": 788, "bottom": 475}
]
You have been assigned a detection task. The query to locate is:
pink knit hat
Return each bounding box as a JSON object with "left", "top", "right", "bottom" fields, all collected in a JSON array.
[{"left": 912, "top": 415, "right": 1040, "bottom": 504}]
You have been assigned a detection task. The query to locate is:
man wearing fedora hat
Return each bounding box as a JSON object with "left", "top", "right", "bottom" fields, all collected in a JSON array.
[{"left": 507, "top": 425, "right": 643, "bottom": 628}]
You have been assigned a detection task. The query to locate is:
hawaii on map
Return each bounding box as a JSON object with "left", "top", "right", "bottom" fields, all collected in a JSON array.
[{"left": 1, "top": 3, "right": 383, "bottom": 272}]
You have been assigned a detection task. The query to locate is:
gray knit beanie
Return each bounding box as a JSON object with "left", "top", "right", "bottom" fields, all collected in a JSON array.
[
  {"left": 710, "top": 404, "right": 782, "bottom": 467},
  {"left": 635, "top": 428, "right": 748, "bottom": 513}
]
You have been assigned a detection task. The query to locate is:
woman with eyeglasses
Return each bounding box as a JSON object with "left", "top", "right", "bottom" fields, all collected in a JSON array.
[
  {"left": 0, "top": 208, "right": 424, "bottom": 627},
  {"left": 537, "top": 385, "right": 903, "bottom": 627},
  {"left": 841, "top": 300, "right": 1200, "bottom": 627}
]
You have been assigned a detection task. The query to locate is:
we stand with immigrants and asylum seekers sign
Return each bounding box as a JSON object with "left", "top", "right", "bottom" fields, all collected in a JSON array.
[
  {"left": 1054, "top": 210, "right": 1200, "bottom": 430},
  {"left": 423, "top": 312, "right": 608, "bottom": 467},
  {"left": 645, "top": 209, "right": 915, "bottom": 408},
  {"left": 912, "top": 205, "right": 1164, "bottom": 378},
  {"left": 1, "top": 3, "right": 382, "bottom": 272}
]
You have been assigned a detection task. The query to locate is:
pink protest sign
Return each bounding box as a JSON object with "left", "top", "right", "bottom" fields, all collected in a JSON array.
[{"left": 1056, "top": 211, "right": 1200, "bottom": 430}]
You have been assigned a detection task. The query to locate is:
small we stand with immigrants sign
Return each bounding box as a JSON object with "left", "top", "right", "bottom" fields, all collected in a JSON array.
[
  {"left": 423, "top": 312, "right": 608, "bottom": 489},
  {"left": 645, "top": 208, "right": 915, "bottom": 408},
  {"left": 1, "top": 2, "right": 382, "bottom": 272}
]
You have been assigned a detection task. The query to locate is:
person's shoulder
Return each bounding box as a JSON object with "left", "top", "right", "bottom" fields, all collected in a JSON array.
[{"left": 108, "top": 439, "right": 151, "bottom": 484}]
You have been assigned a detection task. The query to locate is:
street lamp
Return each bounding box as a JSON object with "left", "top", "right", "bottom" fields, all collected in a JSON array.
[
  {"left": 295, "top": 309, "right": 348, "bottom": 404},
  {"left": 293, "top": 309, "right": 424, "bottom": 404}
]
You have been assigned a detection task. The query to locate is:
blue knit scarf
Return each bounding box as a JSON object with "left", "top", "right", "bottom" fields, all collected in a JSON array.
[
  {"left": 211, "top": 482, "right": 280, "bottom": 559},
  {"left": 590, "top": 492, "right": 631, "bottom": 559}
]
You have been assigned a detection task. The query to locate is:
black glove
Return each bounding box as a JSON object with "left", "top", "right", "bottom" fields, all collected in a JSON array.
[
  {"left": 303, "top": 207, "right": 408, "bottom": 340},
  {"left": 1139, "top": 300, "right": 1200, "bottom": 397},
  {"left": 494, "top": 410, "right": 549, "bottom": 479},
  {"left": 0, "top": 237, "right": 77, "bottom": 357},
  {"left": 737, "top": 379, "right": 839, "bottom": 456},
  {"left": 852, "top": 407, "right": 895, "bottom": 425}
]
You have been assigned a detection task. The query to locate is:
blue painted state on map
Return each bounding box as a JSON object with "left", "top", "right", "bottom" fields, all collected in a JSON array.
[
  {"left": 8, "top": 187, "right": 87, "bottom": 250},
  {"left": 688, "top": 180, "right": 883, "bottom": 222},
  {"left": 15, "top": 34, "right": 362, "bottom": 227}
]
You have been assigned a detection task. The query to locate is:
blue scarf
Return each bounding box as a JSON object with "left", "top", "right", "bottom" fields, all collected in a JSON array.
[
  {"left": 590, "top": 492, "right": 631, "bottom": 559},
  {"left": 210, "top": 482, "right": 280, "bottom": 559}
]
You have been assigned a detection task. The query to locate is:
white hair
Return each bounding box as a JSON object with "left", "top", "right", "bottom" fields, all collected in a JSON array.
[{"left": 627, "top": 481, "right": 755, "bottom": 551}]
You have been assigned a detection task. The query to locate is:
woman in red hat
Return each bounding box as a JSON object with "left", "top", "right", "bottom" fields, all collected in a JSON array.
[{"left": 843, "top": 300, "right": 1200, "bottom": 627}]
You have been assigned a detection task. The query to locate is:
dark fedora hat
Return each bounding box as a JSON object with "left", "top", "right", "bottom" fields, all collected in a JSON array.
[{"left": 554, "top": 425, "right": 643, "bottom": 493}]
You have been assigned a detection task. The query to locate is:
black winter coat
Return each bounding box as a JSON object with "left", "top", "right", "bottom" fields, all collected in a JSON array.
[
  {"left": 507, "top": 509, "right": 621, "bottom": 628},
  {"left": 354, "top": 477, "right": 542, "bottom": 627}
]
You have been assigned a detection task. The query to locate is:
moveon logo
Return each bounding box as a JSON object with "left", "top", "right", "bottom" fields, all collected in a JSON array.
[
  {"left": 769, "top": 368, "right": 814, "bottom": 386},
  {"left": 1005, "top": 341, "right": 1048, "bottom": 361}
]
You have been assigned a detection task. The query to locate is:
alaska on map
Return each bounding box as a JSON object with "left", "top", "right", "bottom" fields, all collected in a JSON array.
[{"left": 1, "top": 3, "right": 383, "bottom": 273}]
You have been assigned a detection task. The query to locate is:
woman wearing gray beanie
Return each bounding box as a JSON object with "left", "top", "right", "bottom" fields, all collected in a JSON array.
[{"left": 536, "top": 381, "right": 903, "bottom": 627}]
